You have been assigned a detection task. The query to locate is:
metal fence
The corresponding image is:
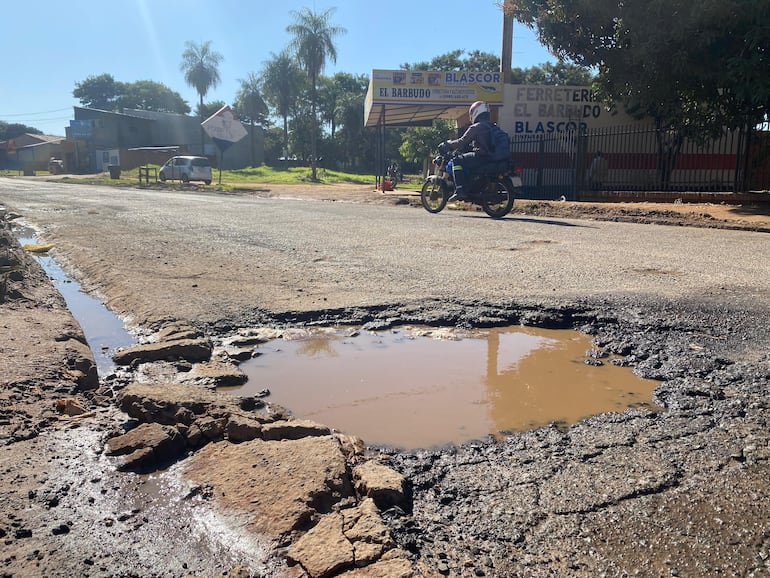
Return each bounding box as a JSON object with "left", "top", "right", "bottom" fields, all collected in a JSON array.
[{"left": 510, "top": 125, "right": 770, "bottom": 200}]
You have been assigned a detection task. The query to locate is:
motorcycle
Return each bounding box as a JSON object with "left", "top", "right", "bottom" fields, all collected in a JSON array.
[{"left": 420, "top": 145, "right": 523, "bottom": 219}]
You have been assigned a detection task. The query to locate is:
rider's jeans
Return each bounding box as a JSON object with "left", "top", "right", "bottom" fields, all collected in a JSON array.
[{"left": 448, "top": 152, "right": 487, "bottom": 193}]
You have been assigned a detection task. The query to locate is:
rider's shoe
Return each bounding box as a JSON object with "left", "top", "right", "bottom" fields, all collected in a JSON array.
[{"left": 449, "top": 188, "right": 466, "bottom": 202}]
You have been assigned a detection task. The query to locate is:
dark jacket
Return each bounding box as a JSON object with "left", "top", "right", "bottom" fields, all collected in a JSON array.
[{"left": 447, "top": 121, "right": 492, "bottom": 156}]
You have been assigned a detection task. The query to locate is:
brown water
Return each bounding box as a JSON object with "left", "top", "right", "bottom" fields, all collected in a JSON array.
[{"left": 236, "top": 326, "right": 659, "bottom": 449}]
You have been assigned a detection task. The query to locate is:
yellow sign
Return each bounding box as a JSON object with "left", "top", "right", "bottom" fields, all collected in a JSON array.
[{"left": 369, "top": 69, "right": 503, "bottom": 105}]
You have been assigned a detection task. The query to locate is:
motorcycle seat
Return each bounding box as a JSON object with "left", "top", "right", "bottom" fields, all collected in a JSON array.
[{"left": 477, "top": 160, "right": 510, "bottom": 174}]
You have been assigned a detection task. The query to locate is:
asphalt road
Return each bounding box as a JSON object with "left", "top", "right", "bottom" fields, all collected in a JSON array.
[
  {"left": 1, "top": 177, "right": 769, "bottom": 325},
  {"left": 4, "top": 177, "right": 770, "bottom": 577}
]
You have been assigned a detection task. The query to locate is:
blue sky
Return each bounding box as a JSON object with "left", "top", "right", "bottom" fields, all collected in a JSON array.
[{"left": 1, "top": 0, "right": 555, "bottom": 136}]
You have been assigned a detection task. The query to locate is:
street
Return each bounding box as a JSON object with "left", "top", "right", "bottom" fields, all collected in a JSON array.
[
  {"left": 3, "top": 177, "right": 770, "bottom": 576},
  {"left": 1, "top": 178, "right": 768, "bottom": 328}
]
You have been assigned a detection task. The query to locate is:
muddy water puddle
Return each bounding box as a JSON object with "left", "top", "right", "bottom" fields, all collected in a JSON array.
[
  {"left": 15, "top": 226, "right": 136, "bottom": 375},
  {"left": 236, "top": 326, "right": 659, "bottom": 449}
]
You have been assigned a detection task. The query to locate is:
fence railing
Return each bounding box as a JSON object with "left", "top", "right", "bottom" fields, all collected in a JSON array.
[{"left": 510, "top": 125, "right": 770, "bottom": 200}]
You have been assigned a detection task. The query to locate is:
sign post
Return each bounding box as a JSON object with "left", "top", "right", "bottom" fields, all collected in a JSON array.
[{"left": 201, "top": 106, "right": 248, "bottom": 184}]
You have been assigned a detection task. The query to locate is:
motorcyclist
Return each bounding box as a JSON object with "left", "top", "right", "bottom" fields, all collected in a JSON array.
[{"left": 440, "top": 101, "right": 494, "bottom": 202}]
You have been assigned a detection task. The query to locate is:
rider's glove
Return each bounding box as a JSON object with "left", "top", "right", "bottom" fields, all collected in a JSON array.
[{"left": 438, "top": 141, "right": 449, "bottom": 154}]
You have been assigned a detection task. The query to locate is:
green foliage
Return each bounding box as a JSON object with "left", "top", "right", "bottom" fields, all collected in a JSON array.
[
  {"left": 74, "top": 74, "right": 190, "bottom": 114},
  {"left": 506, "top": 0, "right": 770, "bottom": 134},
  {"left": 180, "top": 40, "right": 223, "bottom": 112},
  {"left": 224, "top": 165, "right": 373, "bottom": 185},
  {"left": 287, "top": 7, "right": 346, "bottom": 87},
  {"left": 511, "top": 61, "right": 594, "bottom": 85},
  {"left": 0, "top": 121, "right": 43, "bottom": 140},
  {"left": 260, "top": 50, "right": 307, "bottom": 157},
  {"left": 262, "top": 127, "right": 286, "bottom": 164},
  {"left": 196, "top": 101, "right": 227, "bottom": 119},
  {"left": 317, "top": 72, "right": 370, "bottom": 169},
  {"left": 287, "top": 7, "right": 346, "bottom": 180},
  {"left": 234, "top": 73, "right": 269, "bottom": 167},
  {"left": 399, "top": 120, "right": 457, "bottom": 174},
  {"left": 234, "top": 73, "right": 269, "bottom": 127},
  {"left": 73, "top": 73, "right": 122, "bottom": 110},
  {"left": 52, "top": 164, "right": 374, "bottom": 187},
  {"left": 119, "top": 80, "right": 190, "bottom": 114},
  {"left": 402, "top": 49, "right": 499, "bottom": 72}
]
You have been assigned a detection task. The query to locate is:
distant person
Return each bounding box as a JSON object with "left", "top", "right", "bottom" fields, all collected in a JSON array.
[{"left": 588, "top": 151, "right": 609, "bottom": 190}]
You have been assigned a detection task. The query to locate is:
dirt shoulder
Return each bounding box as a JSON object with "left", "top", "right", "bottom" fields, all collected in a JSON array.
[{"left": 232, "top": 181, "right": 770, "bottom": 232}]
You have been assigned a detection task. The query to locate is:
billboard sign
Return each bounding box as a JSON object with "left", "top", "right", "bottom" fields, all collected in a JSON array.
[
  {"left": 69, "top": 120, "right": 93, "bottom": 139},
  {"left": 368, "top": 69, "right": 504, "bottom": 106}
]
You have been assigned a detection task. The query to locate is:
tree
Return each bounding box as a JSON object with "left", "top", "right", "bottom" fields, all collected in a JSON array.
[
  {"left": 505, "top": 0, "right": 769, "bottom": 133},
  {"left": 331, "top": 83, "right": 369, "bottom": 170},
  {"left": 510, "top": 61, "right": 594, "bottom": 85},
  {"left": 399, "top": 120, "right": 457, "bottom": 177},
  {"left": 119, "top": 80, "right": 190, "bottom": 114},
  {"left": 319, "top": 72, "right": 368, "bottom": 160},
  {"left": 505, "top": 0, "right": 770, "bottom": 188},
  {"left": 261, "top": 51, "right": 305, "bottom": 161},
  {"left": 73, "top": 73, "right": 123, "bottom": 110},
  {"left": 196, "top": 101, "right": 227, "bottom": 120},
  {"left": 402, "top": 49, "right": 499, "bottom": 72},
  {"left": 0, "top": 122, "right": 42, "bottom": 140},
  {"left": 180, "top": 40, "right": 223, "bottom": 152},
  {"left": 262, "top": 126, "right": 285, "bottom": 166},
  {"left": 74, "top": 75, "right": 190, "bottom": 114},
  {"left": 234, "top": 72, "right": 269, "bottom": 166},
  {"left": 287, "top": 7, "right": 346, "bottom": 180}
]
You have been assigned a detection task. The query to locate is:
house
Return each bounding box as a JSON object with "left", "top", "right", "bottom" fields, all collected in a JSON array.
[
  {"left": 0, "top": 133, "right": 87, "bottom": 174},
  {"left": 65, "top": 107, "right": 263, "bottom": 173}
]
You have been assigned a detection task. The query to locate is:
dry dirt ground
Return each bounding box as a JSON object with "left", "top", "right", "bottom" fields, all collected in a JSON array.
[
  {"left": 2, "top": 181, "right": 770, "bottom": 577},
  {"left": 238, "top": 181, "right": 770, "bottom": 233}
]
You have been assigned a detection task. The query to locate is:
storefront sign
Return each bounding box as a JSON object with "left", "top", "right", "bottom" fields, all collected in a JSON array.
[
  {"left": 369, "top": 69, "right": 504, "bottom": 106},
  {"left": 503, "top": 85, "right": 632, "bottom": 134}
]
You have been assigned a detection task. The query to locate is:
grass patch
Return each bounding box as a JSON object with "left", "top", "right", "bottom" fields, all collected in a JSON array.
[
  {"left": 13, "top": 164, "right": 378, "bottom": 188},
  {"left": 223, "top": 165, "right": 374, "bottom": 185}
]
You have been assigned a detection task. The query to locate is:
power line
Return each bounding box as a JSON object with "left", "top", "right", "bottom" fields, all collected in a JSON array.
[
  {"left": 0, "top": 117, "right": 71, "bottom": 123},
  {"left": 0, "top": 108, "right": 72, "bottom": 117}
]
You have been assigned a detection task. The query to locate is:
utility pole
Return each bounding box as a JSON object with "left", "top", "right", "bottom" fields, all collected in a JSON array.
[{"left": 501, "top": 13, "right": 514, "bottom": 84}]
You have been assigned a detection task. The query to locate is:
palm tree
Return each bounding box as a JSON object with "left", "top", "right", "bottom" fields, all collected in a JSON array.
[
  {"left": 261, "top": 51, "right": 305, "bottom": 162},
  {"left": 234, "top": 72, "right": 269, "bottom": 167},
  {"left": 180, "top": 40, "right": 223, "bottom": 153},
  {"left": 287, "top": 7, "right": 346, "bottom": 180}
]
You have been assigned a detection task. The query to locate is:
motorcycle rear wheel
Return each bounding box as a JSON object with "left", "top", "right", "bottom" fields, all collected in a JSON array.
[
  {"left": 421, "top": 179, "right": 449, "bottom": 213},
  {"left": 480, "top": 179, "right": 515, "bottom": 219}
]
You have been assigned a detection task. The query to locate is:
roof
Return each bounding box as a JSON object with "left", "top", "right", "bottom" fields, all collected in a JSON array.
[
  {"left": 1, "top": 133, "right": 64, "bottom": 146},
  {"left": 127, "top": 146, "right": 180, "bottom": 152},
  {"left": 365, "top": 103, "right": 467, "bottom": 128}
]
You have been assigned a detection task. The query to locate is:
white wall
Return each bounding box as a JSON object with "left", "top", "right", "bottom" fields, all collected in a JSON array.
[{"left": 499, "top": 85, "right": 639, "bottom": 136}]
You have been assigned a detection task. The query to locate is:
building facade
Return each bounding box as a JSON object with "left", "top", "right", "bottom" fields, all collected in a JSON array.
[{"left": 66, "top": 107, "right": 263, "bottom": 172}]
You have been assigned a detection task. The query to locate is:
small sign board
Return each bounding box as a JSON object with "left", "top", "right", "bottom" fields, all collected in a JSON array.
[{"left": 201, "top": 106, "right": 247, "bottom": 152}]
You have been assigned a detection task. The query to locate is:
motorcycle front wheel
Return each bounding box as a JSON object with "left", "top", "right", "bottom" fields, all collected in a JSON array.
[
  {"left": 480, "top": 179, "right": 515, "bottom": 219},
  {"left": 420, "top": 178, "right": 449, "bottom": 213}
]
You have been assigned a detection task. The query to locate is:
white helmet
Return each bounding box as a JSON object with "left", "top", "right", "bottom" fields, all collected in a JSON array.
[{"left": 469, "top": 101, "right": 489, "bottom": 123}]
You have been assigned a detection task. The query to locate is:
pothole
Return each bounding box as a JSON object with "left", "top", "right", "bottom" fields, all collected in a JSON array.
[
  {"left": 10, "top": 224, "right": 659, "bottom": 451},
  {"left": 232, "top": 326, "right": 660, "bottom": 449}
]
